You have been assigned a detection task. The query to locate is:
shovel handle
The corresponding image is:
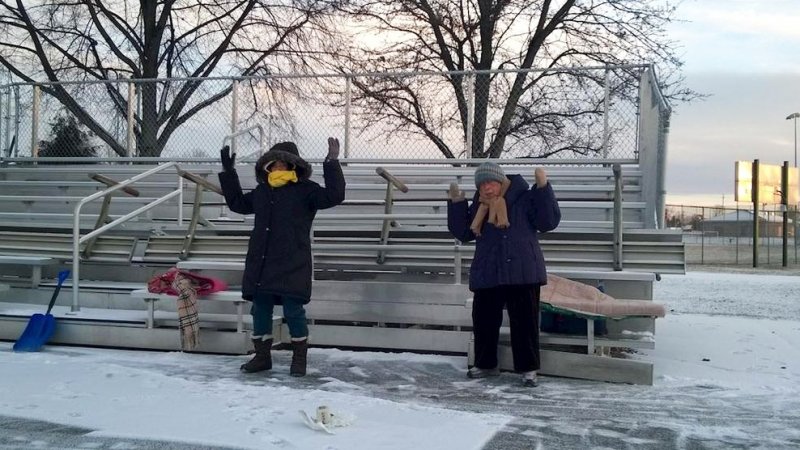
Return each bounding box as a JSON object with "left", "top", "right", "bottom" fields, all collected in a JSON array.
[{"left": 46, "top": 270, "right": 71, "bottom": 315}]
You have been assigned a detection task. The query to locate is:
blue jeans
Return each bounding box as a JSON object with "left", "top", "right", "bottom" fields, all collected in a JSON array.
[{"left": 251, "top": 293, "right": 308, "bottom": 338}]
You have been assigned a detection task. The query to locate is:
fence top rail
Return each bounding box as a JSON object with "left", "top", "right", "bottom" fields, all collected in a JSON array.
[
  {"left": 0, "top": 157, "right": 640, "bottom": 166},
  {"left": 0, "top": 63, "right": 652, "bottom": 89}
]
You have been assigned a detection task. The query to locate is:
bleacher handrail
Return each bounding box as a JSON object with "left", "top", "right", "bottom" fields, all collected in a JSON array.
[
  {"left": 222, "top": 124, "right": 264, "bottom": 157},
  {"left": 71, "top": 162, "right": 181, "bottom": 312}
]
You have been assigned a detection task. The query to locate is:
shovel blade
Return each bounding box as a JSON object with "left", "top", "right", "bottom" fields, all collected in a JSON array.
[{"left": 13, "top": 313, "right": 57, "bottom": 352}]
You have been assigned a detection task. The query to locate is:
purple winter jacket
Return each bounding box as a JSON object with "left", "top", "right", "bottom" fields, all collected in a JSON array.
[{"left": 447, "top": 174, "right": 560, "bottom": 291}]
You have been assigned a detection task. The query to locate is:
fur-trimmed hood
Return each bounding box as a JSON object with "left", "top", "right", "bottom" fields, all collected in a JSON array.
[{"left": 254, "top": 142, "right": 312, "bottom": 184}]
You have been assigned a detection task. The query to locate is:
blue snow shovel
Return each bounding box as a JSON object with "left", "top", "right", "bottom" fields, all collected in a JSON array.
[{"left": 13, "top": 270, "right": 71, "bottom": 352}]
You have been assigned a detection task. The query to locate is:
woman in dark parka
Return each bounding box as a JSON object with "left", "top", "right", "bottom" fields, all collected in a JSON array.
[
  {"left": 447, "top": 162, "right": 560, "bottom": 387},
  {"left": 218, "top": 138, "right": 345, "bottom": 376}
]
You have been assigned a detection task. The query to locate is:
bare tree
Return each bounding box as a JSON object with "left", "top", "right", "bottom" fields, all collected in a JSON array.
[
  {"left": 0, "top": 0, "right": 334, "bottom": 156},
  {"left": 333, "top": 0, "right": 697, "bottom": 158}
]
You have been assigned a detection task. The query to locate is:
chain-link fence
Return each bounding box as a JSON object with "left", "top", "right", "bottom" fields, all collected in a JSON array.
[
  {"left": 666, "top": 204, "right": 800, "bottom": 266},
  {"left": 0, "top": 65, "right": 652, "bottom": 161}
]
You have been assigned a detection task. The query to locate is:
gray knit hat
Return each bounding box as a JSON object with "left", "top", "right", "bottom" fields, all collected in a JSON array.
[{"left": 474, "top": 162, "right": 506, "bottom": 187}]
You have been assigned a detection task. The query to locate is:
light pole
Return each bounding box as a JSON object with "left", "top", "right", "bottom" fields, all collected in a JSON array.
[
  {"left": 788, "top": 112, "right": 800, "bottom": 263},
  {"left": 788, "top": 112, "right": 800, "bottom": 168}
]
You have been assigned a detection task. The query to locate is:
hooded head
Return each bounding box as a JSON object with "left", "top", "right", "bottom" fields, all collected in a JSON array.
[{"left": 255, "top": 141, "right": 312, "bottom": 184}]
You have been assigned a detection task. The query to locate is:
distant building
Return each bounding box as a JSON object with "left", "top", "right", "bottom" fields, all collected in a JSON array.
[{"left": 702, "top": 210, "right": 793, "bottom": 237}]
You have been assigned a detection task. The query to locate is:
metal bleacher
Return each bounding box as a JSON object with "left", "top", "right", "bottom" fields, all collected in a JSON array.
[{"left": 0, "top": 158, "right": 684, "bottom": 385}]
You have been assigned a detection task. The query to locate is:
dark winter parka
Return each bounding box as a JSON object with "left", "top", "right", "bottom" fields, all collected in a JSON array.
[
  {"left": 447, "top": 174, "right": 560, "bottom": 291},
  {"left": 218, "top": 149, "right": 345, "bottom": 303}
]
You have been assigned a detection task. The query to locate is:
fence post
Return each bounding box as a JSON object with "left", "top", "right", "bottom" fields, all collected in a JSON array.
[
  {"left": 13, "top": 85, "right": 20, "bottom": 157},
  {"left": 344, "top": 75, "right": 351, "bottom": 159},
  {"left": 3, "top": 88, "right": 11, "bottom": 152},
  {"left": 126, "top": 80, "right": 136, "bottom": 157},
  {"left": 31, "top": 84, "right": 40, "bottom": 158},
  {"left": 231, "top": 80, "right": 239, "bottom": 155},
  {"left": 736, "top": 207, "right": 740, "bottom": 264},
  {"left": 701, "top": 206, "right": 705, "bottom": 265},
  {"left": 0, "top": 89, "right": 4, "bottom": 153},
  {"left": 783, "top": 161, "right": 789, "bottom": 267},
  {"left": 767, "top": 210, "right": 771, "bottom": 265},
  {"left": 793, "top": 205, "right": 800, "bottom": 264},
  {"left": 602, "top": 65, "right": 610, "bottom": 159},
  {"left": 753, "top": 160, "right": 760, "bottom": 267},
  {"left": 465, "top": 74, "right": 474, "bottom": 158}
]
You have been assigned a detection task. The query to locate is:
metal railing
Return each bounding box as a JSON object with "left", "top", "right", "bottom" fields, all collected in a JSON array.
[
  {"left": 70, "top": 162, "right": 181, "bottom": 312},
  {"left": 224, "top": 124, "right": 264, "bottom": 157}
]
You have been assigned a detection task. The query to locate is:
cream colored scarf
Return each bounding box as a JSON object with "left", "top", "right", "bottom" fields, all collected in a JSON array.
[{"left": 470, "top": 178, "right": 511, "bottom": 236}]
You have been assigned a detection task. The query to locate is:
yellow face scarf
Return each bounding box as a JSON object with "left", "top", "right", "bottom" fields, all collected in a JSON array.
[{"left": 267, "top": 170, "right": 298, "bottom": 187}]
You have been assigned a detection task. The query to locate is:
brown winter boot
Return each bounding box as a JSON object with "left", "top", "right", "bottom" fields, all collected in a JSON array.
[
  {"left": 240, "top": 338, "right": 272, "bottom": 373},
  {"left": 290, "top": 338, "right": 308, "bottom": 377}
]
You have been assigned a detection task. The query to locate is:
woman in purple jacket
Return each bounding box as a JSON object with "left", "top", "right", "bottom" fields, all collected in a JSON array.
[{"left": 447, "top": 162, "right": 560, "bottom": 387}]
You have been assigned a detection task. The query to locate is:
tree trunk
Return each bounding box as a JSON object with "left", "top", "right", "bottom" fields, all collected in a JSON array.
[
  {"left": 138, "top": 82, "right": 160, "bottom": 157},
  {"left": 471, "top": 73, "right": 491, "bottom": 158}
]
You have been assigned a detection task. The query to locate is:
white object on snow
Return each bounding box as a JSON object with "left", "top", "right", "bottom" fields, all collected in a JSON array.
[
  {"left": 317, "top": 405, "right": 332, "bottom": 425},
  {"left": 300, "top": 406, "right": 356, "bottom": 434},
  {"left": 300, "top": 409, "right": 335, "bottom": 434}
]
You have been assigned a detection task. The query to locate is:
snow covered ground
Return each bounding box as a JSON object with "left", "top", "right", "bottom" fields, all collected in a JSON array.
[{"left": 2, "top": 270, "right": 800, "bottom": 450}]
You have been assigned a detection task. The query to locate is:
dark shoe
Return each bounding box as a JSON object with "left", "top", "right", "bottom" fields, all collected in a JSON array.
[
  {"left": 467, "top": 367, "right": 500, "bottom": 379},
  {"left": 522, "top": 371, "right": 538, "bottom": 387},
  {"left": 241, "top": 338, "right": 272, "bottom": 373},
  {"left": 290, "top": 338, "right": 308, "bottom": 377}
]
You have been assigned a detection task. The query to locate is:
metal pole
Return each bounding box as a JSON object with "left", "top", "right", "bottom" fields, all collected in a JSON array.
[
  {"left": 127, "top": 80, "right": 136, "bottom": 157},
  {"left": 4, "top": 88, "right": 11, "bottom": 152},
  {"left": 701, "top": 206, "right": 705, "bottom": 265},
  {"left": 753, "top": 159, "right": 760, "bottom": 268},
  {"left": 612, "top": 164, "right": 623, "bottom": 270},
  {"left": 13, "top": 85, "right": 19, "bottom": 156},
  {"left": 767, "top": 210, "right": 771, "bottom": 264},
  {"left": 782, "top": 161, "right": 789, "bottom": 267},
  {"left": 0, "top": 89, "right": 4, "bottom": 154},
  {"left": 465, "top": 74, "right": 474, "bottom": 158},
  {"left": 602, "top": 66, "right": 610, "bottom": 159},
  {"left": 31, "top": 85, "right": 40, "bottom": 158},
  {"left": 230, "top": 80, "right": 239, "bottom": 155},
  {"left": 454, "top": 243, "right": 462, "bottom": 285},
  {"left": 735, "top": 207, "right": 739, "bottom": 264},
  {"left": 344, "top": 76, "right": 351, "bottom": 159},
  {"left": 177, "top": 176, "right": 184, "bottom": 227}
]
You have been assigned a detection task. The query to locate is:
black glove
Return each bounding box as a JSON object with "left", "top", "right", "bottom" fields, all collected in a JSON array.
[{"left": 220, "top": 145, "right": 235, "bottom": 172}]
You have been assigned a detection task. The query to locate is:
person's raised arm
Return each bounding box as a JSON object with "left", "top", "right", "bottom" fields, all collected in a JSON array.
[
  {"left": 309, "top": 137, "right": 346, "bottom": 210},
  {"left": 217, "top": 145, "right": 254, "bottom": 215},
  {"left": 527, "top": 168, "right": 560, "bottom": 232},
  {"left": 447, "top": 182, "right": 476, "bottom": 242}
]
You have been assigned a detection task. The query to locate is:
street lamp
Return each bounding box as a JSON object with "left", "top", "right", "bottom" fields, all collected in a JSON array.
[{"left": 787, "top": 112, "right": 800, "bottom": 168}]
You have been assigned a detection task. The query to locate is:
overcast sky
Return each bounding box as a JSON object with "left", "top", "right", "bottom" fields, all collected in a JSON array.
[{"left": 664, "top": 0, "right": 800, "bottom": 206}]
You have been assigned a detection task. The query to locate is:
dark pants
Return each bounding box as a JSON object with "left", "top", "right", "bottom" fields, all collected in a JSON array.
[
  {"left": 472, "top": 284, "right": 540, "bottom": 372},
  {"left": 251, "top": 293, "right": 308, "bottom": 338}
]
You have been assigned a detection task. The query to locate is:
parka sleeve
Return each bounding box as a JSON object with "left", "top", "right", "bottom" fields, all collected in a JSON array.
[
  {"left": 447, "top": 198, "right": 477, "bottom": 243},
  {"left": 308, "top": 159, "right": 346, "bottom": 210},
  {"left": 527, "top": 182, "right": 561, "bottom": 232},
  {"left": 218, "top": 170, "right": 255, "bottom": 215}
]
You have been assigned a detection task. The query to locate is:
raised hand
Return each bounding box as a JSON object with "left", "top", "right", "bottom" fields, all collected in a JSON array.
[
  {"left": 220, "top": 145, "right": 236, "bottom": 172},
  {"left": 326, "top": 137, "right": 340, "bottom": 161},
  {"left": 534, "top": 167, "right": 547, "bottom": 188},
  {"left": 448, "top": 182, "right": 465, "bottom": 203}
]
